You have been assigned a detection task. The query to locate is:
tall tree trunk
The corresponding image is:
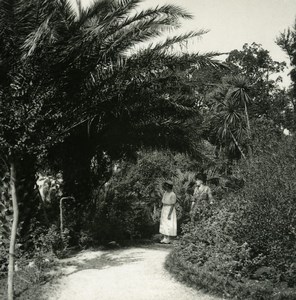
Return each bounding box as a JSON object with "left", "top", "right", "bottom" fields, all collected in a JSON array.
[
  {"left": 243, "top": 101, "right": 253, "bottom": 157},
  {"left": 8, "top": 162, "right": 19, "bottom": 300},
  {"left": 244, "top": 101, "right": 251, "bottom": 136},
  {"left": 230, "top": 131, "right": 246, "bottom": 159},
  {"left": 17, "top": 155, "right": 40, "bottom": 251}
]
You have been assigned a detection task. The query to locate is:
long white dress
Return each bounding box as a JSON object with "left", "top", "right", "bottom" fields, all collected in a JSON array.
[{"left": 159, "top": 191, "right": 177, "bottom": 236}]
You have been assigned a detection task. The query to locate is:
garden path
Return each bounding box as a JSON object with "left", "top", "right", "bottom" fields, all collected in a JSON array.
[{"left": 45, "top": 245, "right": 223, "bottom": 300}]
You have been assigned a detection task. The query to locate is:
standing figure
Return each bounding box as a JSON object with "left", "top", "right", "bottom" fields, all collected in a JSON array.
[
  {"left": 191, "top": 176, "right": 214, "bottom": 221},
  {"left": 159, "top": 180, "right": 177, "bottom": 244}
]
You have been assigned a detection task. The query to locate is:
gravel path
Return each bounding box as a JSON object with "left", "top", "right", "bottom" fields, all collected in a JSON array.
[{"left": 46, "top": 245, "right": 223, "bottom": 300}]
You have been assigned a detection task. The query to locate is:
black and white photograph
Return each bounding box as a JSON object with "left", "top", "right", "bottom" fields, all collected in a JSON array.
[{"left": 1, "top": 0, "right": 296, "bottom": 299}]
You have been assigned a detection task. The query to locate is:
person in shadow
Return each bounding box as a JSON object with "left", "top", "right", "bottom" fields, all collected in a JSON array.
[{"left": 190, "top": 174, "right": 214, "bottom": 222}]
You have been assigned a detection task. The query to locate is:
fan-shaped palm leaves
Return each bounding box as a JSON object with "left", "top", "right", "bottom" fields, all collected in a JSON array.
[{"left": 205, "top": 75, "right": 252, "bottom": 159}]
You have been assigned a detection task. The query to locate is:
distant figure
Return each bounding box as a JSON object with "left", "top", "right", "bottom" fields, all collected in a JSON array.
[
  {"left": 159, "top": 180, "right": 177, "bottom": 244},
  {"left": 191, "top": 175, "right": 214, "bottom": 221}
]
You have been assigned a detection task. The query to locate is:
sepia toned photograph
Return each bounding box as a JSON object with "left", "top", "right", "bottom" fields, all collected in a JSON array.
[{"left": 1, "top": 0, "right": 296, "bottom": 299}]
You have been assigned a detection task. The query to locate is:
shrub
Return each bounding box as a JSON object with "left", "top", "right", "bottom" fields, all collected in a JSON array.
[
  {"left": 16, "top": 252, "right": 57, "bottom": 284},
  {"left": 87, "top": 150, "right": 202, "bottom": 243},
  {"left": 231, "top": 134, "right": 296, "bottom": 284},
  {"left": 28, "top": 223, "right": 69, "bottom": 258},
  {"left": 167, "top": 130, "right": 296, "bottom": 299}
]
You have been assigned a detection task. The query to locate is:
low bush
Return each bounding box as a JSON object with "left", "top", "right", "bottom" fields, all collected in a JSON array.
[
  {"left": 0, "top": 251, "right": 58, "bottom": 300},
  {"left": 28, "top": 223, "right": 70, "bottom": 258},
  {"left": 0, "top": 223, "right": 65, "bottom": 299}
]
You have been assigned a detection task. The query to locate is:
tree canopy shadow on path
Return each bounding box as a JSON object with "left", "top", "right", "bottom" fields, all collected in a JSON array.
[
  {"left": 59, "top": 243, "right": 172, "bottom": 277},
  {"left": 61, "top": 251, "right": 143, "bottom": 276}
]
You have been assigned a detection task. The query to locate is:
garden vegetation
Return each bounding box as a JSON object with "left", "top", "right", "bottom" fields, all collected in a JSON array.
[{"left": 0, "top": 0, "right": 296, "bottom": 299}]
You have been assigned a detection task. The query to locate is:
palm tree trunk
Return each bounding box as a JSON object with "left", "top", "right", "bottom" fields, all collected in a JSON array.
[
  {"left": 243, "top": 101, "right": 252, "bottom": 157},
  {"left": 244, "top": 101, "right": 251, "bottom": 136},
  {"left": 8, "top": 162, "right": 19, "bottom": 300},
  {"left": 230, "top": 131, "right": 246, "bottom": 159}
]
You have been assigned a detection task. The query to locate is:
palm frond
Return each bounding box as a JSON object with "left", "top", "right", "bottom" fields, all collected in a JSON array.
[
  {"left": 75, "top": 7, "right": 176, "bottom": 64},
  {"left": 78, "top": 0, "right": 140, "bottom": 26},
  {"left": 100, "top": 17, "right": 176, "bottom": 57},
  {"left": 54, "top": 0, "right": 77, "bottom": 28},
  {"left": 81, "top": 2, "right": 194, "bottom": 56},
  {"left": 77, "top": 0, "right": 114, "bottom": 25},
  {"left": 117, "top": 5, "right": 188, "bottom": 31},
  {"left": 21, "top": 17, "right": 57, "bottom": 58},
  {"left": 154, "top": 4, "right": 193, "bottom": 20},
  {"left": 119, "top": 3, "right": 193, "bottom": 30},
  {"left": 145, "top": 30, "right": 208, "bottom": 53}
]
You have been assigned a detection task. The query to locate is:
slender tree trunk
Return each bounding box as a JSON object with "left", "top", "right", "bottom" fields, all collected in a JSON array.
[
  {"left": 17, "top": 154, "right": 39, "bottom": 251},
  {"left": 244, "top": 101, "right": 251, "bottom": 136},
  {"left": 243, "top": 101, "right": 253, "bottom": 157},
  {"left": 8, "top": 162, "right": 19, "bottom": 300},
  {"left": 230, "top": 131, "right": 246, "bottom": 159}
]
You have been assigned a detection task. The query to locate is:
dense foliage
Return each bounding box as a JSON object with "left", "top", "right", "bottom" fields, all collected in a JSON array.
[
  {"left": 0, "top": 1, "right": 223, "bottom": 298},
  {"left": 203, "top": 43, "right": 289, "bottom": 161},
  {"left": 1, "top": 0, "right": 296, "bottom": 299},
  {"left": 77, "top": 150, "right": 202, "bottom": 245},
  {"left": 166, "top": 126, "right": 296, "bottom": 299}
]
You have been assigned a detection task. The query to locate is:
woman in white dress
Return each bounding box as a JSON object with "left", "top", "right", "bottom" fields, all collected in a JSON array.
[{"left": 159, "top": 180, "right": 177, "bottom": 244}]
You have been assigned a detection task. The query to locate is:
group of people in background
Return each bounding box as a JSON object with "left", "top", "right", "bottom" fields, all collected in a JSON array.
[{"left": 159, "top": 175, "right": 214, "bottom": 244}]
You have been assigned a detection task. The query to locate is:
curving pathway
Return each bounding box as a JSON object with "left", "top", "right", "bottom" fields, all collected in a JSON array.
[{"left": 46, "top": 245, "right": 223, "bottom": 300}]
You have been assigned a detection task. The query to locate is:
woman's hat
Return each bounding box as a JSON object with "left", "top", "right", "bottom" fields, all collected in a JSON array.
[{"left": 164, "top": 180, "right": 173, "bottom": 188}]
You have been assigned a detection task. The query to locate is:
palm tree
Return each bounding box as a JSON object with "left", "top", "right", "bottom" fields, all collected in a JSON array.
[
  {"left": 205, "top": 75, "right": 252, "bottom": 160},
  {"left": 1, "top": 1, "right": 223, "bottom": 298},
  {"left": 22, "top": 0, "right": 222, "bottom": 204},
  {"left": 223, "top": 75, "right": 252, "bottom": 137},
  {"left": 20, "top": 0, "right": 222, "bottom": 161}
]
